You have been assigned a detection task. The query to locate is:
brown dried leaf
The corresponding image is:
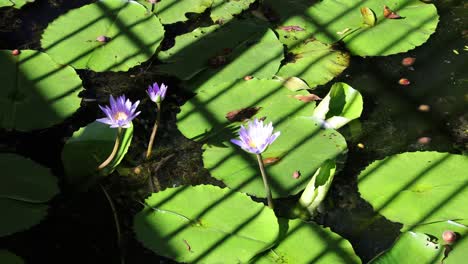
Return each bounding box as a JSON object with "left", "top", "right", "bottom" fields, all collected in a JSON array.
[
  {"left": 383, "top": 5, "right": 402, "bottom": 19},
  {"left": 288, "top": 94, "right": 322, "bottom": 102},
  {"left": 263, "top": 157, "right": 280, "bottom": 165},
  {"left": 225, "top": 107, "right": 261, "bottom": 122}
]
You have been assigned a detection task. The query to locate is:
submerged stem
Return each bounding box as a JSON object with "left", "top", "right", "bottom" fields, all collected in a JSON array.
[
  {"left": 100, "top": 184, "right": 125, "bottom": 264},
  {"left": 145, "top": 103, "right": 161, "bottom": 159},
  {"left": 98, "top": 127, "right": 122, "bottom": 170},
  {"left": 256, "top": 154, "right": 274, "bottom": 210}
]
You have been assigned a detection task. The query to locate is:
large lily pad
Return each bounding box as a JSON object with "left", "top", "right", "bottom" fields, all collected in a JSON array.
[
  {"left": 0, "top": 50, "right": 83, "bottom": 131},
  {"left": 177, "top": 79, "right": 315, "bottom": 142},
  {"left": 358, "top": 152, "right": 468, "bottom": 230},
  {"left": 177, "top": 79, "right": 347, "bottom": 198},
  {"left": 210, "top": 0, "right": 256, "bottom": 23},
  {"left": 157, "top": 20, "right": 283, "bottom": 83},
  {"left": 369, "top": 232, "right": 444, "bottom": 263},
  {"left": 0, "top": 154, "right": 59, "bottom": 237},
  {"left": 41, "top": 0, "right": 164, "bottom": 72},
  {"left": 133, "top": 185, "right": 279, "bottom": 263},
  {"left": 62, "top": 121, "right": 133, "bottom": 190},
  {"left": 0, "top": 0, "right": 31, "bottom": 9},
  {"left": 137, "top": 0, "right": 212, "bottom": 24},
  {"left": 255, "top": 218, "right": 361, "bottom": 263},
  {"left": 276, "top": 40, "right": 350, "bottom": 89},
  {"left": 264, "top": 0, "right": 439, "bottom": 56}
]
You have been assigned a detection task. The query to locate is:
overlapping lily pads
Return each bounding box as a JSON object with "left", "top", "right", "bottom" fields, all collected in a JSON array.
[
  {"left": 177, "top": 79, "right": 347, "bottom": 198},
  {"left": 62, "top": 121, "right": 133, "bottom": 190},
  {"left": 136, "top": 0, "right": 212, "bottom": 24},
  {"left": 358, "top": 152, "right": 468, "bottom": 230},
  {"left": 255, "top": 218, "right": 361, "bottom": 263},
  {"left": 0, "top": 0, "right": 32, "bottom": 9},
  {"left": 0, "top": 154, "right": 59, "bottom": 237},
  {"left": 0, "top": 50, "right": 83, "bottom": 131},
  {"left": 276, "top": 40, "right": 350, "bottom": 89},
  {"left": 133, "top": 185, "right": 279, "bottom": 263},
  {"left": 264, "top": 0, "right": 439, "bottom": 56},
  {"left": 41, "top": 0, "right": 164, "bottom": 72},
  {"left": 157, "top": 19, "right": 283, "bottom": 85}
]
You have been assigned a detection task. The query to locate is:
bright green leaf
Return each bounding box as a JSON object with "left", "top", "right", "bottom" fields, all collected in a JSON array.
[
  {"left": 210, "top": 0, "right": 256, "bottom": 23},
  {"left": 254, "top": 218, "right": 361, "bottom": 263},
  {"left": 133, "top": 185, "right": 279, "bottom": 263},
  {"left": 0, "top": 50, "right": 83, "bottom": 131},
  {"left": 358, "top": 152, "right": 468, "bottom": 230},
  {"left": 41, "top": 0, "right": 164, "bottom": 72},
  {"left": 136, "top": 0, "right": 212, "bottom": 24}
]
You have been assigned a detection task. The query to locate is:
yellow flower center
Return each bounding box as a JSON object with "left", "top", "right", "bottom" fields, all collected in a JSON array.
[
  {"left": 113, "top": 111, "right": 128, "bottom": 121},
  {"left": 248, "top": 140, "right": 257, "bottom": 148}
]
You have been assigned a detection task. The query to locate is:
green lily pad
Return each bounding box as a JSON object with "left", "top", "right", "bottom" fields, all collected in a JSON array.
[
  {"left": 276, "top": 40, "right": 350, "bottom": 89},
  {"left": 358, "top": 152, "right": 468, "bottom": 230},
  {"left": 0, "top": 50, "right": 83, "bottom": 131},
  {"left": 0, "top": 250, "right": 24, "bottom": 264},
  {"left": 177, "top": 79, "right": 315, "bottom": 142},
  {"left": 157, "top": 20, "right": 283, "bottom": 83},
  {"left": 177, "top": 79, "right": 347, "bottom": 198},
  {"left": 41, "top": 0, "right": 164, "bottom": 72},
  {"left": 136, "top": 0, "right": 212, "bottom": 24},
  {"left": 255, "top": 218, "right": 361, "bottom": 263},
  {"left": 133, "top": 185, "right": 279, "bottom": 263},
  {"left": 265, "top": 0, "right": 439, "bottom": 56},
  {"left": 369, "top": 232, "right": 444, "bottom": 263},
  {"left": 61, "top": 121, "right": 133, "bottom": 190},
  {"left": 210, "top": 0, "right": 256, "bottom": 23},
  {"left": 0, "top": 154, "right": 59, "bottom": 237},
  {"left": 0, "top": 0, "right": 32, "bottom": 9},
  {"left": 313, "top": 82, "right": 363, "bottom": 129}
]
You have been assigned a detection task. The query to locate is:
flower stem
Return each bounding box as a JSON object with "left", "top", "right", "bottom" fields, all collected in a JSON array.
[
  {"left": 99, "top": 183, "right": 125, "bottom": 264},
  {"left": 256, "top": 154, "right": 274, "bottom": 209},
  {"left": 145, "top": 103, "right": 161, "bottom": 159},
  {"left": 98, "top": 128, "right": 122, "bottom": 170}
]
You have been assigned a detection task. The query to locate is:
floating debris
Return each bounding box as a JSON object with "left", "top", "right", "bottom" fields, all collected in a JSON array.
[
  {"left": 398, "top": 78, "right": 411, "bottom": 85},
  {"left": 11, "top": 49, "right": 20, "bottom": 56},
  {"left": 292, "top": 170, "right": 301, "bottom": 179},
  {"left": 418, "top": 104, "right": 431, "bottom": 112},
  {"left": 357, "top": 143, "right": 365, "bottom": 149},
  {"left": 417, "top": 137, "right": 432, "bottom": 144},
  {"left": 442, "top": 230, "right": 457, "bottom": 244},
  {"left": 402, "top": 57, "right": 416, "bottom": 66},
  {"left": 383, "top": 5, "right": 402, "bottom": 19}
]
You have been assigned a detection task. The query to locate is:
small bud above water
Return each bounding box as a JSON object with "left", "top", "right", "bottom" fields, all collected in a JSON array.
[
  {"left": 11, "top": 49, "right": 20, "bottom": 56},
  {"left": 292, "top": 170, "right": 301, "bottom": 179},
  {"left": 442, "top": 230, "right": 457, "bottom": 244},
  {"left": 96, "top": 35, "right": 110, "bottom": 43}
]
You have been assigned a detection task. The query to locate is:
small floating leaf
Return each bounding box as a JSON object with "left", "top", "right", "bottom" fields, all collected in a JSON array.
[
  {"left": 0, "top": 0, "right": 32, "bottom": 9},
  {"left": 360, "top": 7, "right": 377, "bottom": 27}
]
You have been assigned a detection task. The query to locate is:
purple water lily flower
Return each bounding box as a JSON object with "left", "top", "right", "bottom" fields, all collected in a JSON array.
[
  {"left": 147, "top": 82, "right": 168, "bottom": 104},
  {"left": 231, "top": 118, "right": 280, "bottom": 154},
  {"left": 97, "top": 95, "right": 141, "bottom": 128}
]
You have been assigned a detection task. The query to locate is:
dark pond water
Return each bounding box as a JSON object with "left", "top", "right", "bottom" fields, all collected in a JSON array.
[{"left": 0, "top": 0, "right": 466, "bottom": 263}]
